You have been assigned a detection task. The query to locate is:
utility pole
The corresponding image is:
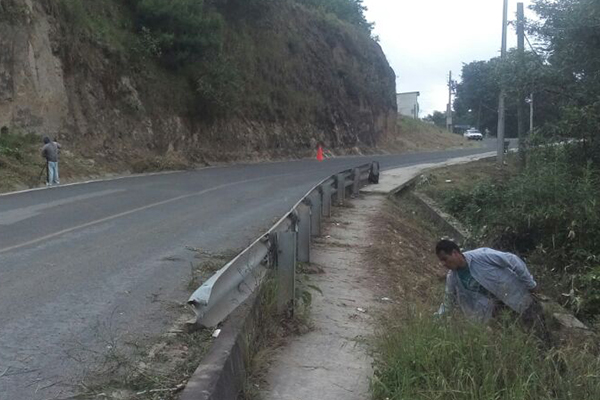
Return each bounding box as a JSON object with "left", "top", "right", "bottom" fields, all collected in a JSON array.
[
  {"left": 496, "top": 0, "right": 509, "bottom": 166},
  {"left": 529, "top": 92, "right": 534, "bottom": 133},
  {"left": 517, "top": 2, "right": 527, "bottom": 168},
  {"left": 446, "top": 71, "right": 453, "bottom": 133}
]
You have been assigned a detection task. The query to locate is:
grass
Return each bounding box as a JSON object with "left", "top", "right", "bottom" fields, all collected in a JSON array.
[
  {"left": 368, "top": 194, "right": 600, "bottom": 400},
  {"left": 416, "top": 155, "right": 517, "bottom": 204},
  {"left": 241, "top": 270, "right": 316, "bottom": 399},
  {"left": 0, "top": 130, "right": 48, "bottom": 191},
  {"left": 379, "top": 117, "right": 477, "bottom": 154},
  {"left": 0, "top": 130, "right": 106, "bottom": 193},
  {"left": 372, "top": 305, "right": 600, "bottom": 400},
  {"left": 77, "top": 327, "right": 214, "bottom": 400}
]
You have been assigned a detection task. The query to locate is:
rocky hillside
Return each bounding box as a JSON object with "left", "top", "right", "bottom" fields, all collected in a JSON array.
[{"left": 0, "top": 0, "right": 397, "bottom": 166}]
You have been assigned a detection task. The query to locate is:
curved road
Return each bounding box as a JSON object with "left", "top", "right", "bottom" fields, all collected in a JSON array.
[{"left": 0, "top": 142, "right": 496, "bottom": 399}]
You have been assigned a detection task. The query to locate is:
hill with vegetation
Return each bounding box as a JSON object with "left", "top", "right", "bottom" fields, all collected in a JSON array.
[{"left": 0, "top": 0, "right": 397, "bottom": 168}]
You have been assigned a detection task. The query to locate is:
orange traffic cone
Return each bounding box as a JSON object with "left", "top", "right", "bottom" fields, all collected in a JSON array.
[{"left": 317, "top": 145, "right": 324, "bottom": 162}]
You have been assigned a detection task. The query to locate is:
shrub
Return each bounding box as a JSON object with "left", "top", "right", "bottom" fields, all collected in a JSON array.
[{"left": 130, "top": 0, "right": 224, "bottom": 68}]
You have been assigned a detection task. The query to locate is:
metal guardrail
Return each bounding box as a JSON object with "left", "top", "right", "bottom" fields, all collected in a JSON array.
[{"left": 188, "top": 161, "right": 380, "bottom": 328}]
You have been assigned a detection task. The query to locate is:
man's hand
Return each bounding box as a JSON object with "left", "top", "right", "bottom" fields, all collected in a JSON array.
[{"left": 529, "top": 285, "right": 539, "bottom": 294}]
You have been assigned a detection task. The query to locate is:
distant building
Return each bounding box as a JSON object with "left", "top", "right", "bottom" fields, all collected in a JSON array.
[{"left": 396, "top": 91, "right": 420, "bottom": 119}]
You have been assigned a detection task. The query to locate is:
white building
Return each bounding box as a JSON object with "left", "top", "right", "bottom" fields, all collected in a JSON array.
[{"left": 396, "top": 91, "right": 420, "bottom": 119}]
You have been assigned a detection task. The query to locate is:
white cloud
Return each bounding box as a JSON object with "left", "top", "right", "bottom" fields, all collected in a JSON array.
[{"left": 364, "top": 0, "right": 536, "bottom": 116}]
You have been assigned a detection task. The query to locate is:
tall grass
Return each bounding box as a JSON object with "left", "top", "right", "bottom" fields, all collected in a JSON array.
[{"left": 372, "top": 306, "right": 600, "bottom": 400}]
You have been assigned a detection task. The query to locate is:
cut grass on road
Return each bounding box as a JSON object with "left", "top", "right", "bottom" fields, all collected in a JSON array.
[{"left": 368, "top": 194, "right": 600, "bottom": 400}]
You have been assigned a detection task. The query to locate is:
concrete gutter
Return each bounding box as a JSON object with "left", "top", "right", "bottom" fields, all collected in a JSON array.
[{"left": 412, "top": 191, "right": 469, "bottom": 243}]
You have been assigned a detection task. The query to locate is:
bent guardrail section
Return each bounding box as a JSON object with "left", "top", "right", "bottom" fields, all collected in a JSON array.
[{"left": 188, "top": 161, "right": 379, "bottom": 328}]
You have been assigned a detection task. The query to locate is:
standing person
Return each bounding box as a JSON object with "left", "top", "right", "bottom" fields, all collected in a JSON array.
[
  {"left": 435, "top": 240, "right": 548, "bottom": 339},
  {"left": 41, "top": 136, "right": 60, "bottom": 186}
]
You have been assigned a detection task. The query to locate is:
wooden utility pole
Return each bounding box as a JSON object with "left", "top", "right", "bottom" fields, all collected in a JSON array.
[
  {"left": 517, "top": 2, "right": 527, "bottom": 168},
  {"left": 446, "top": 71, "right": 453, "bottom": 133},
  {"left": 529, "top": 92, "right": 534, "bottom": 133},
  {"left": 497, "top": 0, "right": 508, "bottom": 166}
]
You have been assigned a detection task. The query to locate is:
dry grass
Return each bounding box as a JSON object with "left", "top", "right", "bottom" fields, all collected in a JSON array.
[
  {"left": 379, "top": 117, "right": 479, "bottom": 154},
  {"left": 416, "top": 155, "right": 518, "bottom": 204},
  {"left": 367, "top": 193, "right": 448, "bottom": 303},
  {"left": 0, "top": 132, "right": 110, "bottom": 193}
]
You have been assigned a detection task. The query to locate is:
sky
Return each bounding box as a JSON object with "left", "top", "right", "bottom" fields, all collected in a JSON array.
[{"left": 363, "top": 0, "right": 536, "bottom": 117}]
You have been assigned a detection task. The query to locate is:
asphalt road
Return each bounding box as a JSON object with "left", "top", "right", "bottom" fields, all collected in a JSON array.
[{"left": 0, "top": 141, "right": 497, "bottom": 399}]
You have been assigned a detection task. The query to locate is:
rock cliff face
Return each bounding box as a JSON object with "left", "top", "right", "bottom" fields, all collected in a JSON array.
[{"left": 0, "top": 0, "right": 397, "bottom": 163}]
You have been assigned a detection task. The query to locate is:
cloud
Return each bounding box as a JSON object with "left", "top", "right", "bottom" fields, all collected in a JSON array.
[{"left": 364, "top": 0, "right": 536, "bottom": 116}]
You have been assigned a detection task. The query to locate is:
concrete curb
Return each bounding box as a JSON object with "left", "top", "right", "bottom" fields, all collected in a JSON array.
[
  {"left": 180, "top": 291, "right": 259, "bottom": 400},
  {"left": 412, "top": 192, "right": 470, "bottom": 243}
]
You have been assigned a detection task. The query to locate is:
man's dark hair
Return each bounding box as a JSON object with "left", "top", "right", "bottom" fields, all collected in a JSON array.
[
  {"left": 436, "top": 239, "right": 461, "bottom": 255},
  {"left": 43, "top": 136, "right": 50, "bottom": 144}
]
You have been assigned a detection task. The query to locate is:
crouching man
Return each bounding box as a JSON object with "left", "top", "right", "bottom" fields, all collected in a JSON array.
[{"left": 435, "top": 240, "right": 548, "bottom": 339}]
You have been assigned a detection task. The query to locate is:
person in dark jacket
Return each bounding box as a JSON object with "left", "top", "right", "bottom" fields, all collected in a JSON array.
[{"left": 41, "top": 136, "right": 60, "bottom": 186}]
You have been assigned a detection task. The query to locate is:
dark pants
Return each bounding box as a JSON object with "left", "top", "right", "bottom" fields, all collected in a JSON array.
[
  {"left": 520, "top": 300, "right": 552, "bottom": 346},
  {"left": 495, "top": 299, "right": 551, "bottom": 345}
]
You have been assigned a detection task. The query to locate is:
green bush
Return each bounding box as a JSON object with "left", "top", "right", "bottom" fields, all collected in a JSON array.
[
  {"left": 440, "top": 143, "right": 600, "bottom": 317},
  {"left": 295, "top": 0, "right": 372, "bottom": 32},
  {"left": 372, "top": 308, "right": 600, "bottom": 400},
  {"left": 0, "top": 131, "right": 38, "bottom": 161},
  {"left": 130, "top": 0, "right": 224, "bottom": 68},
  {"left": 194, "top": 55, "right": 243, "bottom": 118}
]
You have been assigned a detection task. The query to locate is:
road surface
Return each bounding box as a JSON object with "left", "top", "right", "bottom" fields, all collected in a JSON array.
[{"left": 0, "top": 142, "right": 497, "bottom": 399}]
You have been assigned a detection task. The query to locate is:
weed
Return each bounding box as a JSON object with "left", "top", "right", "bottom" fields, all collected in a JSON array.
[{"left": 372, "top": 303, "right": 600, "bottom": 400}]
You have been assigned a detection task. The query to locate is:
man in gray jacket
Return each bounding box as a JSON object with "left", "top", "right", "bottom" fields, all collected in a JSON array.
[
  {"left": 41, "top": 136, "right": 60, "bottom": 186},
  {"left": 435, "top": 240, "right": 546, "bottom": 335}
]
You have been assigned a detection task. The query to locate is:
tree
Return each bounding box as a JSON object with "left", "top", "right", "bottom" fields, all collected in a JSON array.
[
  {"left": 530, "top": 0, "right": 600, "bottom": 152},
  {"left": 453, "top": 50, "right": 560, "bottom": 138},
  {"left": 423, "top": 111, "right": 446, "bottom": 128}
]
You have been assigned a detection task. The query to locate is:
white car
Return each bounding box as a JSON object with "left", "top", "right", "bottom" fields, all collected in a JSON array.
[{"left": 464, "top": 128, "right": 483, "bottom": 141}]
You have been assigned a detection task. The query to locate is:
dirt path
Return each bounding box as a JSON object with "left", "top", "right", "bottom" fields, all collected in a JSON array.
[{"left": 261, "top": 196, "right": 385, "bottom": 400}]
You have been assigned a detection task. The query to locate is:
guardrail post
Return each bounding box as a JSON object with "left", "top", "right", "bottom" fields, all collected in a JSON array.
[
  {"left": 310, "top": 192, "right": 322, "bottom": 237},
  {"left": 321, "top": 184, "right": 332, "bottom": 217},
  {"left": 335, "top": 174, "right": 345, "bottom": 205},
  {"left": 352, "top": 168, "right": 360, "bottom": 197},
  {"left": 297, "top": 202, "right": 311, "bottom": 263},
  {"left": 369, "top": 161, "right": 380, "bottom": 184},
  {"left": 276, "top": 231, "right": 297, "bottom": 314}
]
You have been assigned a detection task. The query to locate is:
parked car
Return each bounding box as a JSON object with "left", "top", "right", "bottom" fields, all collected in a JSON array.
[{"left": 464, "top": 128, "right": 483, "bottom": 141}]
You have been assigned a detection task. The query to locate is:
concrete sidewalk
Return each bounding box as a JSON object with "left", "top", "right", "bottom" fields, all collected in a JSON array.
[
  {"left": 262, "top": 195, "right": 384, "bottom": 400},
  {"left": 362, "top": 151, "right": 495, "bottom": 195}
]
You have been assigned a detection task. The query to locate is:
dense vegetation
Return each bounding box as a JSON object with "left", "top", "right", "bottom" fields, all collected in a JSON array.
[
  {"left": 441, "top": 144, "right": 600, "bottom": 318},
  {"left": 55, "top": 0, "right": 377, "bottom": 119},
  {"left": 433, "top": 0, "right": 600, "bottom": 318}
]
